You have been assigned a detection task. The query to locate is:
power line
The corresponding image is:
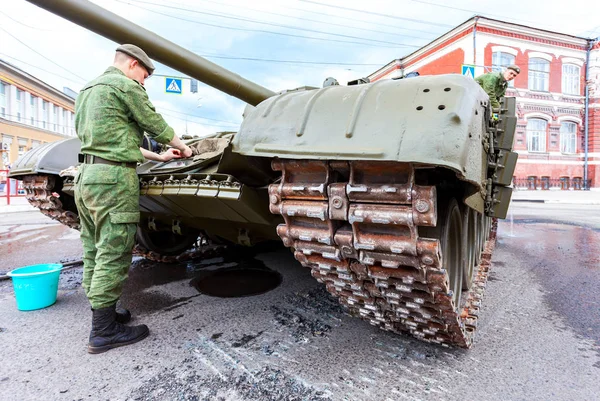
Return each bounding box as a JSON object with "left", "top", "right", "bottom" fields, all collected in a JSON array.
[
  {"left": 158, "top": 110, "right": 240, "bottom": 129},
  {"left": 297, "top": 0, "right": 453, "bottom": 28},
  {"left": 155, "top": 106, "right": 240, "bottom": 125},
  {"left": 153, "top": 0, "right": 436, "bottom": 42},
  {"left": 0, "top": 10, "right": 55, "bottom": 31},
  {"left": 404, "top": 0, "right": 592, "bottom": 35},
  {"left": 123, "top": 0, "right": 414, "bottom": 47},
  {"left": 285, "top": 4, "right": 443, "bottom": 36},
  {"left": 0, "top": 27, "right": 88, "bottom": 83},
  {"left": 0, "top": 54, "right": 85, "bottom": 84},
  {"left": 115, "top": 0, "right": 418, "bottom": 49},
  {"left": 195, "top": 53, "right": 385, "bottom": 66}
]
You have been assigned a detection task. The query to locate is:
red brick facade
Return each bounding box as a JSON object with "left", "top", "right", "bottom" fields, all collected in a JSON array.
[{"left": 369, "top": 17, "right": 599, "bottom": 189}]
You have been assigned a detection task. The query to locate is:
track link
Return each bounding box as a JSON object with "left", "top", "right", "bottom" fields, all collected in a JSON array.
[
  {"left": 22, "top": 175, "right": 80, "bottom": 230},
  {"left": 268, "top": 160, "right": 496, "bottom": 348}
]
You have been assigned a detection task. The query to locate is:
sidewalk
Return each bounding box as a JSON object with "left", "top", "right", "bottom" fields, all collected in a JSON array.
[
  {"left": 0, "top": 196, "right": 36, "bottom": 213},
  {"left": 511, "top": 189, "right": 600, "bottom": 204}
]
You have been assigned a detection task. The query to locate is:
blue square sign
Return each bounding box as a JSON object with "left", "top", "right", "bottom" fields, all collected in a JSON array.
[
  {"left": 165, "top": 77, "right": 183, "bottom": 94},
  {"left": 461, "top": 65, "right": 475, "bottom": 79}
]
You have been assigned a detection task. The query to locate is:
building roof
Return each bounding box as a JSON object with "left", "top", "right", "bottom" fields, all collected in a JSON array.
[
  {"left": 368, "top": 15, "right": 593, "bottom": 81},
  {"left": 0, "top": 58, "right": 76, "bottom": 104}
]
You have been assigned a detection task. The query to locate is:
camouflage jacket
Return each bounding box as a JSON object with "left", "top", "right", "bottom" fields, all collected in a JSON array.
[
  {"left": 75, "top": 66, "right": 175, "bottom": 163},
  {"left": 474, "top": 71, "right": 507, "bottom": 109}
]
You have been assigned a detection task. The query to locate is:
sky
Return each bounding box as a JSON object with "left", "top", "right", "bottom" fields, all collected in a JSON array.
[{"left": 2, "top": 0, "right": 599, "bottom": 138}]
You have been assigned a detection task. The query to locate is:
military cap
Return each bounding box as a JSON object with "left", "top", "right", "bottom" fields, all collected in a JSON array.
[
  {"left": 506, "top": 64, "right": 521, "bottom": 74},
  {"left": 116, "top": 44, "right": 155, "bottom": 75}
]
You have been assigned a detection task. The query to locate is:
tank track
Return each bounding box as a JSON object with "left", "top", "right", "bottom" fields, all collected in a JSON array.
[
  {"left": 268, "top": 160, "right": 496, "bottom": 348},
  {"left": 22, "top": 175, "right": 80, "bottom": 230},
  {"left": 21, "top": 174, "right": 226, "bottom": 264}
]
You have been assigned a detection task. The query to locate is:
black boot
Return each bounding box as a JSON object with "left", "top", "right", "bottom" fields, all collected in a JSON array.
[
  {"left": 115, "top": 307, "right": 132, "bottom": 324},
  {"left": 88, "top": 305, "right": 149, "bottom": 354},
  {"left": 90, "top": 307, "right": 132, "bottom": 324}
]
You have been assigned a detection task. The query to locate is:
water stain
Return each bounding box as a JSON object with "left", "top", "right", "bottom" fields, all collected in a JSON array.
[
  {"left": 231, "top": 331, "right": 264, "bottom": 348},
  {"left": 191, "top": 267, "right": 282, "bottom": 298},
  {"left": 189, "top": 246, "right": 283, "bottom": 298}
]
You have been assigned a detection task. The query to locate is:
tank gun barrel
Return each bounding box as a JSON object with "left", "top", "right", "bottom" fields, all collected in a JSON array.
[{"left": 25, "top": 0, "right": 275, "bottom": 106}]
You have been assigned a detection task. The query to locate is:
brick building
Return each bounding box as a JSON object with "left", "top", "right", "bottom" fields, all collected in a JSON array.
[
  {"left": 0, "top": 59, "right": 76, "bottom": 170},
  {"left": 369, "top": 16, "right": 600, "bottom": 189}
]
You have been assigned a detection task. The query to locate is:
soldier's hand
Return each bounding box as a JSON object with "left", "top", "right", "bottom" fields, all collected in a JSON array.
[
  {"left": 181, "top": 145, "right": 193, "bottom": 158},
  {"left": 160, "top": 148, "right": 183, "bottom": 162}
]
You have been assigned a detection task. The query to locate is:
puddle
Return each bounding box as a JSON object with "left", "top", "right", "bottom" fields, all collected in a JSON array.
[
  {"left": 189, "top": 247, "right": 283, "bottom": 298},
  {"left": 191, "top": 266, "right": 282, "bottom": 298}
]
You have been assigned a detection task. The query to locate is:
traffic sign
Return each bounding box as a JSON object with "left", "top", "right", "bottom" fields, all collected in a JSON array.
[
  {"left": 165, "top": 77, "right": 182, "bottom": 94},
  {"left": 461, "top": 64, "right": 475, "bottom": 79}
]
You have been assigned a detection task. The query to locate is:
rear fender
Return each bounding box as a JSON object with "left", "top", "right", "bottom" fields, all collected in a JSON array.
[
  {"left": 8, "top": 138, "right": 80, "bottom": 178},
  {"left": 232, "top": 74, "right": 490, "bottom": 190}
]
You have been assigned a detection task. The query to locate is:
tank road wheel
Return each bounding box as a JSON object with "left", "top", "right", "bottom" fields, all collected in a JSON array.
[
  {"left": 136, "top": 226, "right": 200, "bottom": 256},
  {"left": 462, "top": 207, "right": 478, "bottom": 290},
  {"left": 421, "top": 198, "right": 464, "bottom": 309}
]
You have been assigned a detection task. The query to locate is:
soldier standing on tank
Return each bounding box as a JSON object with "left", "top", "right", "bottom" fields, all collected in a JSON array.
[
  {"left": 74, "top": 44, "right": 193, "bottom": 354},
  {"left": 475, "top": 64, "right": 520, "bottom": 110}
]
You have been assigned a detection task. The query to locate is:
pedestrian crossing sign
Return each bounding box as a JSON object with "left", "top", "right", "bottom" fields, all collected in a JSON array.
[
  {"left": 165, "top": 77, "right": 183, "bottom": 94},
  {"left": 461, "top": 65, "right": 475, "bottom": 79}
]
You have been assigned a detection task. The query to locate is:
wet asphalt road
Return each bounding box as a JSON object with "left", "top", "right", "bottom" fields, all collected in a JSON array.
[{"left": 0, "top": 203, "right": 599, "bottom": 401}]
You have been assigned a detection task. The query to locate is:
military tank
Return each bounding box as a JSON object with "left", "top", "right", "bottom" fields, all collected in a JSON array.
[{"left": 10, "top": 0, "right": 517, "bottom": 348}]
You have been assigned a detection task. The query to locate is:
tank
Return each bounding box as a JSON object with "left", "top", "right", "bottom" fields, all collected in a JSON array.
[{"left": 11, "top": 0, "right": 518, "bottom": 348}]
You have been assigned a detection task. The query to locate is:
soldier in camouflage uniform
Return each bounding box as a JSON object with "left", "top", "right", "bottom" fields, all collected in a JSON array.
[
  {"left": 475, "top": 64, "right": 520, "bottom": 109},
  {"left": 74, "top": 44, "right": 192, "bottom": 354}
]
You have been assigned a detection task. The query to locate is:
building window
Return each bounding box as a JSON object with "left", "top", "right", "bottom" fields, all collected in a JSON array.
[
  {"left": 30, "top": 96, "right": 38, "bottom": 126},
  {"left": 526, "top": 118, "right": 547, "bottom": 152},
  {"left": 16, "top": 89, "right": 24, "bottom": 122},
  {"left": 562, "top": 64, "right": 580, "bottom": 95},
  {"left": 560, "top": 122, "right": 577, "bottom": 153},
  {"left": 52, "top": 105, "right": 58, "bottom": 131},
  {"left": 18, "top": 138, "right": 28, "bottom": 158},
  {"left": 529, "top": 58, "right": 550, "bottom": 91},
  {"left": 0, "top": 81, "right": 7, "bottom": 118},
  {"left": 492, "top": 52, "right": 516, "bottom": 88},
  {"left": 62, "top": 109, "right": 68, "bottom": 133},
  {"left": 41, "top": 101, "right": 48, "bottom": 129}
]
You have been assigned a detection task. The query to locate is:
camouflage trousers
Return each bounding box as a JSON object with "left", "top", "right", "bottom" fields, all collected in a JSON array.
[{"left": 74, "top": 163, "right": 140, "bottom": 310}]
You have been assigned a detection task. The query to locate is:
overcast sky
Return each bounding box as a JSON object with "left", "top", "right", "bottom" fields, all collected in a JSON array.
[{"left": 2, "top": 0, "right": 599, "bottom": 137}]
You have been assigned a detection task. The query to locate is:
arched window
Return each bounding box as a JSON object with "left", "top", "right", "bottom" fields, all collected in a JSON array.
[
  {"left": 492, "top": 52, "right": 516, "bottom": 87},
  {"left": 526, "top": 118, "right": 547, "bottom": 152},
  {"left": 529, "top": 58, "right": 550, "bottom": 91},
  {"left": 560, "top": 121, "right": 577, "bottom": 153},
  {"left": 562, "top": 64, "right": 580, "bottom": 95}
]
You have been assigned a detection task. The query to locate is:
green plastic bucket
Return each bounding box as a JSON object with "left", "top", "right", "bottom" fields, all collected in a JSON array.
[{"left": 7, "top": 263, "right": 63, "bottom": 311}]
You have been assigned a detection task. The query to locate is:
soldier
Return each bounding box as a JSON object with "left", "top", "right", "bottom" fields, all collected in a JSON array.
[
  {"left": 475, "top": 64, "right": 520, "bottom": 110},
  {"left": 74, "top": 44, "right": 193, "bottom": 354}
]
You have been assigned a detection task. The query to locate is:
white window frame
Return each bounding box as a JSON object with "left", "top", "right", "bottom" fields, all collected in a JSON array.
[
  {"left": 562, "top": 64, "right": 580, "bottom": 95},
  {"left": 492, "top": 52, "right": 516, "bottom": 88},
  {"left": 52, "top": 105, "right": 58, "bottom": 131},
  {"left": 16, "top": 89, "right": 24, "bottom": 122},
  {"left": 0, "top": 81, "right": 7, "bottom": 118},
  {"left": 30, "top": 95, "right": 38, "bottom": 126},
  {"left": 560, "top": 122, "right": 577, "bottom": 154},
  {"left": 41, "top": 100, "right": 48, "bottom": 129},
  {"left": 528, "top": 58, "right": 550, "bottom": 91},
  {"left": 526, "top": 118, "right": 547, "bottom": 152}
]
